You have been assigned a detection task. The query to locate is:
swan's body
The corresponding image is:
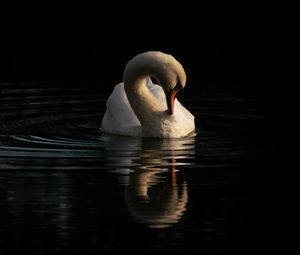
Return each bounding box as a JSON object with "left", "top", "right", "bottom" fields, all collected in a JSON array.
[{"left": 101, "top": 51, "right": 195, "bottom": 138}]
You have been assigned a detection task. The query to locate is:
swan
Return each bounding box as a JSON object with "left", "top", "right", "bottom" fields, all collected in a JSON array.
[{"left": 101, "top": 51, "right": 195, "bottom": 138}]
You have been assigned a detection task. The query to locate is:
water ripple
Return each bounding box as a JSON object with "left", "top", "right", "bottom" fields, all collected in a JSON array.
[
  {"left": 0, "top": 82, "right": 277, "bottom": 252},
  {"left": 0, "top": 83, "right": 271, "bottom": 164}
]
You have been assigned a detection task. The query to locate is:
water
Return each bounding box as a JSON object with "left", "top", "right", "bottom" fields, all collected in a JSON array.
[{"left": 0, "top": 82, "right": 281, "bottom": 254}]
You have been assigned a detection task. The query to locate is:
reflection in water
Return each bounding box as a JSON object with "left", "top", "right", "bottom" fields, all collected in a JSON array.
[
  {"left": 0, "top": 82, "right": 278, "bottom": 253},
  {"left": 104, "top": 135, "right": 195, "bottom": 228},
  {"left": 125, "top": 163, "right": 188, "bottom": 229}
]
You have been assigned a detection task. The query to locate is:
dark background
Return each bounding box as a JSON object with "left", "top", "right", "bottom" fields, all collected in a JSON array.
[
  {"left": 0, "top": 31, "right": 284, "bottom": 129},
  {"left": 0, "top": 27, "right": 276, "bottom": 90},
  {"left": 0, "top": 26, "right": 285, "bottom": 151},
  {"left": 0, "top": 31, "right": 283, "bottom": 129}
]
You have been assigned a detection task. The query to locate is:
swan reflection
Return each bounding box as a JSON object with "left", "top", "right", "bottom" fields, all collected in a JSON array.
[{"left": 104, "top": 134, "right": 195, "bottom": 228}]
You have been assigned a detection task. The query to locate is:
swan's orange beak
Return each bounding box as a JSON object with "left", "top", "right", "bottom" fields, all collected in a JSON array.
[{"left": 166, "top": 89, "right": 179, "bottom": 115}]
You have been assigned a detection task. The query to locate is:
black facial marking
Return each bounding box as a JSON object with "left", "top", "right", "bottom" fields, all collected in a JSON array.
[{"left": 174, "top": 82, "right": 183, "bottom": 95}]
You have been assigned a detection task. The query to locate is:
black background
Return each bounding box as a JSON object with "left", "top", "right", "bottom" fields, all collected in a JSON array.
[
  {"left": 0, "top": 30, "right": 283, "bottom": 131},
  {"left": 0, "top": 28, "right": 285, "bottom": 136},
  {"left": 0, "top": 27, "right": 276, "bottom": 89}
]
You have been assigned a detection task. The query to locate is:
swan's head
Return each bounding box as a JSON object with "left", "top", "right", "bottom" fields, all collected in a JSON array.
[
  {"left": 156, "top": 53, "right": 186, "bottom": 116},
  {"left": 123, "top": 51, "right": 187, "bottom": 115}
]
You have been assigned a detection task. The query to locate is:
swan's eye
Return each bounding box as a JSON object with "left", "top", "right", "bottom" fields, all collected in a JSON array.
[{"left": 173, "top": 82, "right": 183, "bottom": 95}]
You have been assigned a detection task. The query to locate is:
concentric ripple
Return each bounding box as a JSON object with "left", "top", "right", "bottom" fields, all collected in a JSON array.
[
  {"left": 0, "top": 82, "right": 278, "bottom": 253},
  {"left": 0, "top": 82, "right": 273, "bottom": 166}
]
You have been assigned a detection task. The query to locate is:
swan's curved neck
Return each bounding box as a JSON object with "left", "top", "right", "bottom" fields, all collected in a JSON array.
[
  {"left": 123, "top": 57, "right": 165, "bottom": 125},
  {"left": 124, "top": 76, "right": 163, "bottom": 125}
]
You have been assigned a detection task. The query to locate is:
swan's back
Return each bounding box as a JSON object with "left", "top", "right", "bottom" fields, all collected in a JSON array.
[
  {"left": 101, "top": 78, "right": 155, "bottom": 136},
  {"left": 101, "top": 83, "right": 141, "bottom": 136}
]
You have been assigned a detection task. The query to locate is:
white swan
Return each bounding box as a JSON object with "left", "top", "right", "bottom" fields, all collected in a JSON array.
[{"left": 101, "top": 51, "right": 195, "bottom": 138}]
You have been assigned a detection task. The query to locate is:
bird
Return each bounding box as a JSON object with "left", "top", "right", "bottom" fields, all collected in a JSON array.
[{"left": 101, "top": 51, "right": 195, "bottom": 138}]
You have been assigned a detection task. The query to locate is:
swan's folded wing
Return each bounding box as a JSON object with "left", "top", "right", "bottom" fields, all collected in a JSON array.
[
  {"left": 145, "top": 77, "right": 167, "bottom": 109},
  {"left": 101, "top": 83, "right": 141, "bottom": 136}
]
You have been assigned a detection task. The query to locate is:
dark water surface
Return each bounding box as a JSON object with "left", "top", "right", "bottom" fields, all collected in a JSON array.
[{"left": 0, "top": 82, "right": 281, "bottom": 254}]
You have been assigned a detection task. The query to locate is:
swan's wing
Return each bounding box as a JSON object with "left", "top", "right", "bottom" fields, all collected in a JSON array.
[
  {"left": 101, "top": 83, "right": 141, "bottom": 136},
  {"left": 145, "top": 77, "right": 167, "bottom": 107}
]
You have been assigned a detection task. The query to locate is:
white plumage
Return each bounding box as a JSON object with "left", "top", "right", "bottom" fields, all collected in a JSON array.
[{"left": 101, "top": 51, "right": 195, "bottom": 138}]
